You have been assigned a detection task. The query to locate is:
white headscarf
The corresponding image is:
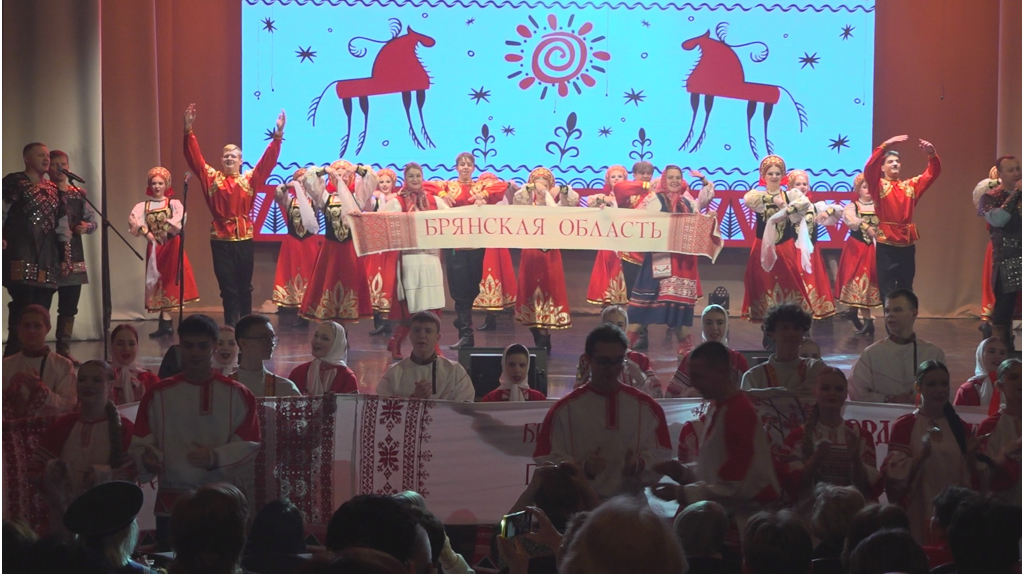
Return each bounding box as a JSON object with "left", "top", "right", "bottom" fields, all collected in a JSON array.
[
  {"left": 700, "top": 304, "right": 730, "bottom": 347},
  {"left": 498, "top": 344, "right": 532, "bottom": 401},
  {"left": 975, "top": 337, "right": 1001, "bottom": 377},
  {"left": 308, "top": 321, "right": 349, "bottom": 396}
]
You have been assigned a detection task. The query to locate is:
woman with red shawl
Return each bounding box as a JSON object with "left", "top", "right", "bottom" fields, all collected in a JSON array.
[
  {"left": 834, "top": 174, "right": 882, "bottom": 335},
  {"left": 788, "top": 169, "right": 839, "bottom": 320},
  {"left": 271, "top": 167, "right": 324, "bottom": 325},
  {"left": 585, "top": 165, "right": 630, "bottom": 307},
  {"left": 363, "top": 167, "right": 399, "bottom": 337}
]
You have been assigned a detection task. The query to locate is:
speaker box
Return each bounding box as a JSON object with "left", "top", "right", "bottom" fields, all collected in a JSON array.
[{"left": 457, "top": 347, "right": 548, "bottom": 400}]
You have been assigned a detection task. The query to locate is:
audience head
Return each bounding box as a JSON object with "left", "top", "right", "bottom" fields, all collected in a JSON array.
[
  {"left": 303, "top": 548, "right": 409, "bottom": 574},
  {"left": 763, "top": 304, "right": 811, "bottom": 357},
  {"left": 883, "top": 289, "right": 918, "bottom": 338},
  {"left": 798, "top": 337, "right": 820, "bottom": 360},
  {"left": 688, "top": 341, "right": 736, "bottom": 401},
  {"left": 22, "top": 142, "right": 50, "bottom": 173},
  {"left": 3, "top": 519, "right": 38, "bottom": 573},
  {"left": 995, "top": 155, "right": 1021, "bottom": 187},
  {"left": 392, "top": 491, "right": 428, "bottom": 511},
  {"left": 408, "top": 312, "right": 442, "bottom": 360},
  {"left": 975, "top": 336, "right": 1009, "bottom": 376},
  {"left": 930, "top": 486, "right": 978, "bottom": 543},
  {"left": 700, "top": 304, "right": 730, "bottom": 344},
  {"left": 811, "top": 367, "right": 849, "bottom": 414},
  {"left": 17, "top": 304, "right": 51, "bottom": 352},
  {"left": 110, "top": 324, "right": 140, "bottom": 367},
  {"left": 600, "top": 305, "right": 628, "bottom": 331},
  {"left": 214, "top": 325, "right": 239, "bottom": 368},
  {"left": 235, "top": 314, "right": 278, "bottom": 363},
  {"left": 811, "top": 485, "right": 866, "bottom": 544},
  {"left": 247, "top": 498, "right": 306, "bottom": 557},
  {"left": 947, "top": 495, "right": 1022, "bottom": 574},
  {"left": 996, "top": 358, "right": 1022, "bottom": 408},
  {"left": 673, "top": 500, "right": 729, "bottom": 558},
  {"left": 171, "top": 483, "right": 249, "bottom": 574},
  {"left": 742, "top": 510, "right": 812, "bottom": 574},
  {"left": 916, "top": 360, "right": 967, "bottom": 455},
  {"left": 63, "top": 481, "right": 144, "bottom": 570},
  {"left": 583, "top": 324, "right": 629, "bottom": 389},
  {"left": 326, "top": 494, "right": 431, "bottom": 574},
  {"left": 177, "top": 314, "right": 220, "bottom": 379},
  {"left": 76, "top": 359, "right": 116, "bottom": 411},
  {"left": 312, "top": 321, "right": 349, "bottom": 364},
  {"left": 842, "top": 504, "right": 910, "bottom": 569},
  {"left": 502, "top": 343, "right": 531, "bottom": 387},
  {"left": 848, "top": 528, "right": 929, "bottom": 574},
  {"left": 560, "top": 496, "right": 686, "bottom": 574},
  {"left": 405, "top": 506, "right": 445, "bottom": 564}
]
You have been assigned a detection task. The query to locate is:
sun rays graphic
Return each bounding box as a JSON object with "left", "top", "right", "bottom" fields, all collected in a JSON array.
[{"left": 504, "top": 14, "right": 610, "bottom": 99}]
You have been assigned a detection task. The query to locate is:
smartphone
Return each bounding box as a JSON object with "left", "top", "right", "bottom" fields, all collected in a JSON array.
[{"left": 499, "top": 511, "right": 533, "bottom": 538}]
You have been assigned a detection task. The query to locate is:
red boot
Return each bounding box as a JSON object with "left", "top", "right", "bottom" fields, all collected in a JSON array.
[
  {"left": 677, "top": 333, "right": 695, "bottom": 358},
  {"left": 388, "top": 325, "right": 410, "bottom": 360}
]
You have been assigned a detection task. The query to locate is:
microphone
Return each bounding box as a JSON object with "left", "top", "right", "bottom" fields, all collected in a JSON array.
[
  {"left": 183, "top": 172, "right": 191, "bottom": 184},
  {"left": 60, "top": 168, "right": 86, "bottom": 184}
]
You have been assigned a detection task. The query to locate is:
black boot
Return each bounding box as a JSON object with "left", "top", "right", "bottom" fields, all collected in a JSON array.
[
  {"left": 150, "top": 317, "right": 174, "bottom": 338},
  {"left": 369, "top": 312, "right": 390, "bottom": 336},
  {"left": 449, "top": 308, "right": 475, "bottom": 349},
  {"left": 634, "top": 325, "right": 649, "bottom": 351},
  {"left": 449, "top": 328, "right": 475, "bottom": 350},
  {"left": 530, "top": 327, "right": 543, "bottom": 348},
  {"left": 849, "top": 309, "right": 864, "bottom": 331},
  {"left": 979, "top": 321, "right": 993, "bottom": 340},
  {"left": 855, "top": 318, "right": 875, "bottom": 337},
  {"left": 56, "top": 316, "right": 79, "bottom": 365},
  {"left": 478, "top": 313, "right": 497, "bottom": 331},
  {"left": 291, "top": 314, "right": 310, "bottom": 329}
]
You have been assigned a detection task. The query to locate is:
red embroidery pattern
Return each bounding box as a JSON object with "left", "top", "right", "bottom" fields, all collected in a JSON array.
[
  {"left": 358, "top": 396, "right": 434, "bottom": 497},
  {"left": 3, "top": 416, "right": 57, "bottom": 536}
]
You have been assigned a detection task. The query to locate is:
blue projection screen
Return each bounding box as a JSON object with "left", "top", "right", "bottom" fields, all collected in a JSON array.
[{"left": 242, "top": 0, "right": 874, "bottom": 190}]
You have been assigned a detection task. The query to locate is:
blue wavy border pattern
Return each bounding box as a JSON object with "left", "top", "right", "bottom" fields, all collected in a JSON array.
[{"left": 245, "top": 0, "right": 872, "bottom": 12}]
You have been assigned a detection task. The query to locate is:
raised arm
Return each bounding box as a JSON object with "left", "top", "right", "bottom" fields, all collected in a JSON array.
[
  {"left": 182, "top": 104, "right": 213, "bottom": 193},
  {"left": 250, "top": 110, "right": 286, "bottom": 190},
  {"left": 690, "top": 170, "right": 715, "bottom": 211},
  {"left": 909, "top": 139, "right": 941, "bottom": 200}
]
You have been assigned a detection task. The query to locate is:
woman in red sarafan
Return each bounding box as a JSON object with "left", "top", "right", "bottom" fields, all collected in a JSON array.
[
  {"left": 363, "top": 168, "right": 399, "bottom": 336},
  {"left": 513, "top": 167, "right": 578, "bottom": 353},
  {"left": 128, "top": 167, "right": 200, "bottom": 338},
  {"left": 834, "top": 174, "right": 882, "bottom": 335},
  {"left": 741, "top": 155, "right": 815, "bottom": 323},
  {"left": 788, "top": 169, "right": 838, "bottom": 320},
  {"left": 586, "top": 165, "right": 630, "bottom": 307},
  {"left": 298, "top": 160, "right": 375, "bottom": 323},
  {"left": 272, "top": 167, "right": 324, "bottom": 312},
  {"left": 472, "top": 172, "right": 520, "bottom": 327}
]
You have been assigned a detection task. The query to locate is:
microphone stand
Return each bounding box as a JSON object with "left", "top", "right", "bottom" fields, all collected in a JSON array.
[{"left": 177, "top": 174, "right": 190, "bottom": 326}]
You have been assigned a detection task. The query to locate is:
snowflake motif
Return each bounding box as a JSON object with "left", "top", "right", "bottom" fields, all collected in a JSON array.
[
  {"left": 466, "top": 17, "right": 475, "bottom": 25},
  {"left": 798, "top": 52, "right": 820, "bottom": 69},
  {"left": 840, "top": 24, "right": 854, "bottom": 40},
  {"left": 641, "top": 19, "right": 650, "bottom": 28},
  {"left": 501, "top": 125, "right": 516, "bottom": 136},
  {"left": 380, "top": 399, "right": 404, "bottom": 431},
  {"left": 598, "top": 126, "right": 612, "bottom": 137},
  {"left": 623, "top": 88, "right": 646, "bottom": 107},
  {"left": 296, "top": 46, "right": 317, "bottom": 63},
  {"left": 468, "top": 86, "right": 491, "bottom": 104},
  {"left": 376, "top": 435, "right": 401, "bottom": 478},
  {"left": 261, "top": 17, "right": 276, "bottom": 33},
  {"left": 828, "top": 134, "right": 850, "bottom": 153}
]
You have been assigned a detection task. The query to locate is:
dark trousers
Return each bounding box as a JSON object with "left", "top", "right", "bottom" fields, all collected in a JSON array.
[
  {"left": 992, "top": 275, "right": 1020, "bottom": 331},
  {"left": 446, "top": 249, "right": 485, "bottom": 334},
  {"left": 875, "top": 243, "right": 916, "bottom": 303},
  {"left": 210, "top": 239, "right": 254, "bottom": 328},
  {"left": 4, "top": 284, "right": 56, "bottom": 356},
  {"left": 56, "top": 284, "right": 82, "bottom": 318},
  {"left": 622, "top": 260, "right": 642, "bottom": 300}
]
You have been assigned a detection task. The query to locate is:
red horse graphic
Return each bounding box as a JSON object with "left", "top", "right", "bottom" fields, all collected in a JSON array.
[
  {"left": 309, "top": 19, "right": 436, "bottom": 156},
  {"left": 680, "top": 23, "right": 808, "bottom": 160}
]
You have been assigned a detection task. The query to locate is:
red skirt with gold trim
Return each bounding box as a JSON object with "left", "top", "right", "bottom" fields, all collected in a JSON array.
[
  {"left": 982, "top": 242, "right": 994, "bottom": 321},
  {"left": 299, "top": 239, "right": 372, "bottom": 322},
  {"left": 742, "top": 238, "right": 814, "bottom": 322},
  {"left": 515, "top": 249, "right": 572, "bottom": 329},
  {"left": 587, "top": 250, "right": 629, "bottom": 306},
  {"left": 273, "top": 234, "right": 323, "bottom": 308},
  {"left": 146, "top": 235, "right": 199, "bottom": 313},
  {"left": 474, "top": 248, "right": 517, "bottom": 311},
  {"left": 801, "top": 249, "right": 837, "bottom": 319},
  {"left": 834, "top": 238, "right": 881, "bottom": 309},
  {"left": 363, "top": 250, "right": 399, "bottom": 313}
]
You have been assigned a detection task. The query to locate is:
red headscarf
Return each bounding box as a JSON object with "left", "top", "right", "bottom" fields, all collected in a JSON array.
[
  {"left": 146, "top": 166, "right": 174, "bottom": 197},
  {"left": 757, "top": 155, "right": 789, "bottom": 188}
]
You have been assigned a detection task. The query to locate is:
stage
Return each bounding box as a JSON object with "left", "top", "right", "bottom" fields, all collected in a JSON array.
[{"left": 69, "top": 312, "right": 987, "bottom": 398}]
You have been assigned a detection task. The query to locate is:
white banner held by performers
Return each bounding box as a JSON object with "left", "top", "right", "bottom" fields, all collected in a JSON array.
[{"left": 350, "top": 205, "right": 724, "bottom": 260}]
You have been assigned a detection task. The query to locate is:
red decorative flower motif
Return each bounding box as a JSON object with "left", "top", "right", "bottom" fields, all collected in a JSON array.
[
  {"left": 377, "top": 434, "right": 401, "bottom": 478},
  {"left": 505, "top": 14, "right": 610, "bottom": 99}
]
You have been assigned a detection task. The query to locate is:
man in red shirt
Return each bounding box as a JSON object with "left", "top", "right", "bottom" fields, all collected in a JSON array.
[
  {"left": 183, "top": 103, "right": 286, "bottom": 327},
  {"left": 863, "top": 134, "right": 941, "bottom": 301}
]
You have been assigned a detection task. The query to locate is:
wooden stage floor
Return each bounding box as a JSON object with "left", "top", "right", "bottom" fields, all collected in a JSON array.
[{"left": 68, "top": 312, "right": 993, "bottom": 399}]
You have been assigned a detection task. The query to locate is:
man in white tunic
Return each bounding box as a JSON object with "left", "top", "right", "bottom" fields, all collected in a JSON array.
[
  {"left": 2, "top": 305, "right": 76, "bottom": 419},
  {"left": 130, "top": 314, "right": 261, "bottom": 550},
  {"left": 849, "top": 289, "right": 945, "bottom": 403},
  {"left": 741, "top": 303, "right": 825, "bottom": 400},
  {"left": 233, "top": 314, "right": 300, "bottom": 397},
  {"left": 376, "top": 312, "right": 475, "bottom": 402},
  {"left": 534, "top": 324, "right": 672, "bottom": 499}
]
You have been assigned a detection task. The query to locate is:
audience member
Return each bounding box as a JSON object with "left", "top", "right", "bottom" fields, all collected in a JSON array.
[
  {"left": 130, "top": 314, "right": 261, "bottom": 550},
  {"left": 574, "top": 306, "right": 663, "bottom": 397},
  {"left": 405, "top": 505, "right": 474, "bottom": 574},
  {"left": 741, "top": 304, "right": 825, "bottom": 399},
  {"left": 741, "top": 510, "right": 812, "bottom": 574},
  {"left": 653, "top": 342, "right": 779, "bottom": 534},
  {"left": 780, "top": 368, "right": 879, "bottom": 512},
  {"left": 213, "top": 324, "right": 240, "bottom": 376},
  {"left": 849, "top": 290, "right": 945, "bottom": 403},
  {"left": 507, "top": 463, "right": 599, "bottom": 532},
  {"left": 32, "top": 360, "right": 136, "bottom": 534},
  {"left": 977, "top": 358, "right": 1022, "bottom": 505},
  {"left": 673, "top": 500, "right": 741, "bottom": 574},
  {"left": 233, "top": 314, "right": 301, "bottom": 397},
  {"left": 289, "top": 321, "right": 359, "bottom": 395},
  {"left": 62, "top": 481, "right": 155, "bottom": 573},
  {"left": 2, "top": 304, "right": 77, "bottom": 419},
  {"left": 921, "top": 486, "right": 978, "bottom": 570},
  {"left": 946, "top": 494, "right": 1022, "bottom": 574},
  {"left": 840, "top": 503, "right": 911, "bottom": 570},
  {"left": 847, "top": 528, "right": 929, "bottom": 574},
  {"left": 798, "top": 337, "right": 821, "bottom": 360},
  {"left": 325, "top": 494, "right": 432, "bottom": 574},
  {"left": 242, "top": 498, "right": 309, "bottom": 574},
  {"left": 480, "top": 343, "right": 546, "bottom": 402},
  {"left": 3, "top": 519, "right": 38, "bottom": 574},
  {"left": 884, "top": 360, "right": 976, "bottom": 544},
  {"left": 296, "top": 548, "right": 408, "bottom": 574},
  {"left": 534, "top": 324, "right": 671, "bottom": 499},
  {"left": 811, "top": 485, "right": 866, "bottom": 560},
  {"left": 376, "top": 312, "right": 475, "bottom": 402},
  {"left": 558, "top": 496, "right": 687, "bottom": 574},
  {"left": 109, "top": 324, "right": 160, "bottom": 404},
  {"left": 667, "top": 304, "right": 748, "bottom": 398},
  {"left": 954, "top": 336, "right": 1008, "bottom": 413},
  {"left": 169, "top": 483, "right": 250, "bottom": 574}
]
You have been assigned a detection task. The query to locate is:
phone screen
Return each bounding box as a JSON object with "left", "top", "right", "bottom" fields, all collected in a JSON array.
[{"left": 500, "top": 511, "right": 532, "bottom": 538}]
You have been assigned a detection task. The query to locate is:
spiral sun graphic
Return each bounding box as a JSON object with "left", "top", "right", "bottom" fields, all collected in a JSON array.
[{"left": 504, "top": 14, "right": 610, "bottom": 99}]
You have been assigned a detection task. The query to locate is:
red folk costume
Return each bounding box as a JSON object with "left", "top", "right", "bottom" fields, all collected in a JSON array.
[
  {"left": 512, "top": 168, "right": 578, "bottom": 330},
  {"left": 864, "top": 144, "right": 941, "bottom": 247},
  {"left": 835, "top": 177, "right": 882, "bottom": 309},
  {"left": 742, "top": 156, "right": 815, "bottom": 321},
  {"left": 797, "top": 186, "right": 839, "bottom": 318},
  {"left": 272, "top": 170, "right": 324, "bottom": 308},
  {"left": 611, "top": 179, "right": 654, "bottom": 272},
  {"left": 128, "top": 168, "right": 200, "bottom": 312},
  {"left": 386, "top": 180, "right": 447, "bottom": 321},
  {"left": 299, "top": 163, "right": 375, "bottom": 322},
  {"left": 586, "top": 166, "right": 630, "bottom": 306},
  {"left": 363, "top": 168, "right": 399, "bottom": 314}
]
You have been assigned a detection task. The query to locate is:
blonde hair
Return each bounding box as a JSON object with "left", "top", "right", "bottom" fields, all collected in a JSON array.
[{"left": 222, "top": 144, "right": 242, "bottom": 156}]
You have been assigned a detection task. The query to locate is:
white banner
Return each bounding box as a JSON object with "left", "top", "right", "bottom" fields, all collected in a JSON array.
[{"left": 349, "top": 205, "right": 724, "bottom": 260}]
